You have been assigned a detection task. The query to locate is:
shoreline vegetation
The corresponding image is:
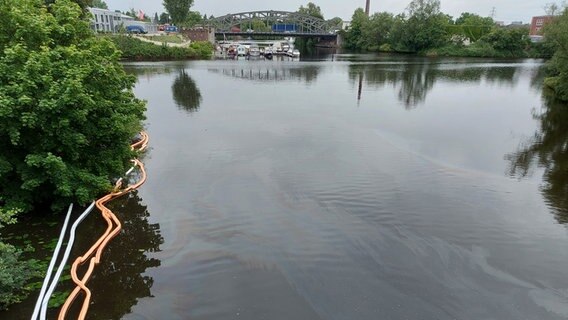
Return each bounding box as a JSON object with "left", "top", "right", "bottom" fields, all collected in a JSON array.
[
  {"left": 339, "top": 0, "right": 567, "bottom": 101},
  {"left": 1, "top": 0, "right": 568, "bottom": 313},
  {"left": 107, "top": 35, "right": 213, "bottom": 61},
  {"left": 341, "top": 2, "right": 556, "bottom": 60},
  {"left": 0, "top": 0, "right": 147, "bottom": 309}
]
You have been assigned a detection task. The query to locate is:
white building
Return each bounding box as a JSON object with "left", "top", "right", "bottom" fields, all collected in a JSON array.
[{"left": 88, "top": 7, "right": 158, "bottom": 33}]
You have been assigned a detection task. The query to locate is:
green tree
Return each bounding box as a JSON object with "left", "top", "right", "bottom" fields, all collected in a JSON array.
[
  {"left": 163, "top": 0, "right": 194, "bottom": 25},
  {"left": 184, "top": 10, "right": 202, "bottom": 27},
  {"left": 479, "top": 27, "right": 530, "bottom": 55},
  {"left": 91, "top": 0, "right": 107, "bottom": 9},
  {"left": 248, "top": 18, "right": 271, "bottom": 32},
  {"left": 159, "top": 12, "right": 170, "bottom": 24},
  {"left": 124, "top": 8, "right": 136, "bottom": 18},
  {"left": 154, "top": 12, "right": 159, "bottom": 23},
  {"left": 344, "top": 8, "right": 369, "bottom": 50},
  {"left": 295, "top": 3, "right": 325, "bottom": 51},
  {"left": 452, "top": 12, "right": 494, "bottom": 42},
  {"left": 363, "top": 12, "right": 395, "bottom": 49},
  {"left": 328, "top": 16, "right": 343, "bottom": 28},
  {"left": 44, "top": 0, "right": 92, "bottom": 13},
  {"left": 298, "top": 2, "right": 324, "bottom": 19},
  {"left": 0, "top": 0, "right": 146, "bottom": 214},
  {"left": 544, "top": 6, "right": 568, "bottom": 100},
  {"left": 0, "top": 0, "right": 144, "bottom": 310},
  {"left": 397, "top": 0, "right": 451, "bottom": 52}
]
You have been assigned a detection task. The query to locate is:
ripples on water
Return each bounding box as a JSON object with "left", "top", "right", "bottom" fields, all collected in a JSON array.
[
  {"left": 122, "top": 55, "right": 568, "bottom": 320},
  {"left": 5, "top": 54, "right": 568, "bottom": 320}
]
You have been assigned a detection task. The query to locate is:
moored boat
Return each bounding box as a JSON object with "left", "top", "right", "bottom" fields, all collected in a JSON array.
[{"left": 292, "top": 49, "right": 301, "bottom": 58}]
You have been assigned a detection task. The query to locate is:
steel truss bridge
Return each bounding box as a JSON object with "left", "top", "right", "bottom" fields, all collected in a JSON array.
[{"left": 208, "top": 11, "right": 341, "bottom": 37}]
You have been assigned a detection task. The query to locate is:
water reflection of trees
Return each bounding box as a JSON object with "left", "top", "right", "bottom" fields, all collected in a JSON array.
[
  {"left": 172, "top": 70, "right": 202, "bottom": 113},
  {"left": 208, "top": 66, "right": 320, "bottom": 84},
  {"left": 506, "top": 93, "right": 568, "bottom": 224},
  {"left": 84, "top": 191, "right": 163, "bottom": 319},
  {"left": 349, "top": 63, "right": 519, "bottom": 108}
]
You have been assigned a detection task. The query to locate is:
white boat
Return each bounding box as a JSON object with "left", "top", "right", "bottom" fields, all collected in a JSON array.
[
  {"left": 292, "top": 49, "right": 301, "bottom": 58},
  {"left": 237, "top": 45, "right": 247, "bottom": 57},
  {"left": 264, "top": 47, "right": 274, "bottom": 60},
  {"left": 249, "top": 45, "right": 260, "bottom": 57},
  {"left": 282, "top": 43, "right": 290, "bottom": 52}
]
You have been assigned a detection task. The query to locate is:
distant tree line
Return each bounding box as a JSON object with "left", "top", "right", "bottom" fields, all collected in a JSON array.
[
  {"left": 541, "top": 4, "right": 568, "bottom": 101},
  {"left": 342, "top": 0, "right": 550, "bottom": 58}
]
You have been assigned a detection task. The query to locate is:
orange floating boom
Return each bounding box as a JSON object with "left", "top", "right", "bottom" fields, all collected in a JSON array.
[{"left": 58, "top": 132, "right": 149, "bottom": 320}]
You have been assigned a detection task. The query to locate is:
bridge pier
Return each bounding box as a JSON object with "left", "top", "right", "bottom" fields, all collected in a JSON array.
[{"left": 336, "top": 33, "right": 344, "bottom": 48}]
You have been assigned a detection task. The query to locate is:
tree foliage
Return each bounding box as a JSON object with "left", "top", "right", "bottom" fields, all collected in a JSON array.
[
  {"left": 248, "top": 19, "right": 271, "bottom": 32},
  {"left": 344, "top": 0, "right": 449, "bottom": 52},
  {"left": 344, "top": 8, "right": 368, "bottom": 50},
  {"left": 91, "top": 0, "right": 107, "bottom": 9},
  {"left": 396, "top": 0, "right": 450, "bottom": 52},
  {"left": 159, "top": 12, "right": 170, "bottom": 24},
  {"left": 184, "top": 10, "right": 202, "bottom": 27},
  {"left": 328, "top": 16, "right": 343, "bottom": 28},
  {"left": 363, "top": 12, "right": 395, "bottom": 50},
  {"left": 544, "top": 6, "right": 568, "bottom": 100},
  {"left": 0, "top": 0, "right": 146, "bottom": 214},
  {"left": 0, "top": 242, "right": 40, "bottom": 309},
  {"left": 162, "top": 0, "right": 194, "bottom": 25},
  {"left": 0, "top": 0, "right": 146, "bottom": 309},
  {"left": 479, "top": 27, "right": 529, "bottom": 54},
  {"left": 451, "top": 12, "right": 494, "bottom": 42},
  {"left": 298, "top": 2, "right": 324, "bottom": 20}
]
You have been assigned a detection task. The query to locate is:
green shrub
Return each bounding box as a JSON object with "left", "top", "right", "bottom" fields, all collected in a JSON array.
[
  {"left": 108, "top": 36, "right": 212, "bottom": 61},
  {"left": 379, "top": 43, "right": 393, "bottom": 52},
  {"left": 0, "top": 243, "right": 41, "bottom": 310},
  {"left": 528, "top": 40, "right": 557, "bottom": 59},
  {"left": 0, "top": 0, "right": 146, "bottom": 213}
]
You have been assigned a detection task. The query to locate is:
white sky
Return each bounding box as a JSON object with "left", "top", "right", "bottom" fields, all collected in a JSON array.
[{"left": 104, "top": 0, "right": 554, "bottom": 23}]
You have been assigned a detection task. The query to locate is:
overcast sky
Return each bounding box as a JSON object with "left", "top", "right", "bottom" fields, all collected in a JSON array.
[{"left": 104, "top": 0, "right": 554, "bottom": 23}]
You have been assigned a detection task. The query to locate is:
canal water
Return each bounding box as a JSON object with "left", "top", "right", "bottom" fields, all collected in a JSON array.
[{"left": 4, "top": 54, "right": 568, "bottom": 319}]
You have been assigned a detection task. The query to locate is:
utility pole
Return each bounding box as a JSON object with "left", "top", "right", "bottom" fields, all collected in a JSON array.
[
  {"left": 490, "top": 7, "right": 496, "bottom": 19},
  {"left": 365, "top": 0, "right": 371, "bottom": 16}
]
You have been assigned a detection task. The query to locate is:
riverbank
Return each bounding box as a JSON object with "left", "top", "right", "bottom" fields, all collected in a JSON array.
[
  {"left": 107, "top": 35, "right": 213, "bottom": 61},
  {"left": 422, "top": 42, "right": 555, "bottom": 59},
  {"left": 359, "top": 41, "right": 554, "bottom": 60}
]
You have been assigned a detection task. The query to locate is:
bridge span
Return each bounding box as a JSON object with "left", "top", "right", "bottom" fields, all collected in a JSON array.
[{"left": 208, "top": 10, "right": 341, "bottom": 38}]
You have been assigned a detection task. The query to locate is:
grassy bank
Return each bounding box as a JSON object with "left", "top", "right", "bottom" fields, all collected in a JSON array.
[
  {"left": 107, "top": 35, "right": 213, "bottom": 61},
  {"left": 423, "top": 41, "right": 556, "bottom": 59},
  {"left": 141, "top": 34, "right": 184, "bottom": 44}
]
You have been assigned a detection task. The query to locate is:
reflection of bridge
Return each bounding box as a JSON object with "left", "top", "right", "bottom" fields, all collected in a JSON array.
[{"left": 208, "top": 11, "right": 341, "bottom": 37}]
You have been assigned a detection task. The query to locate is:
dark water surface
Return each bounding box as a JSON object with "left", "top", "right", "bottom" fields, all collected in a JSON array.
[{"left": 4, "top": 54, "right": 568, "bottom": 319}]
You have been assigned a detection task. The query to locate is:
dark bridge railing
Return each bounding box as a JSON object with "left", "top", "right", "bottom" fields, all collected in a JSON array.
[{"left": 208, "top": 11, "right": 341, "bottom": 35}]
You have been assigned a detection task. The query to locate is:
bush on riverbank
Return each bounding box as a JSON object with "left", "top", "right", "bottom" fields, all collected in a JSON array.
[
  {"left": 542, "top": 7, "right": 568, "bottom": 101},
  {"left": 142, "top": 34, "right": 184, "bottom": 44},
  {"left": 108, "top": 36, "right": 213, "bottom": 61},
  {"left": 0, "top": 0, "right": 146, "bottom": 309},
  {"left": 0, "top": 243, "right": 40, "bottom": 309}
]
